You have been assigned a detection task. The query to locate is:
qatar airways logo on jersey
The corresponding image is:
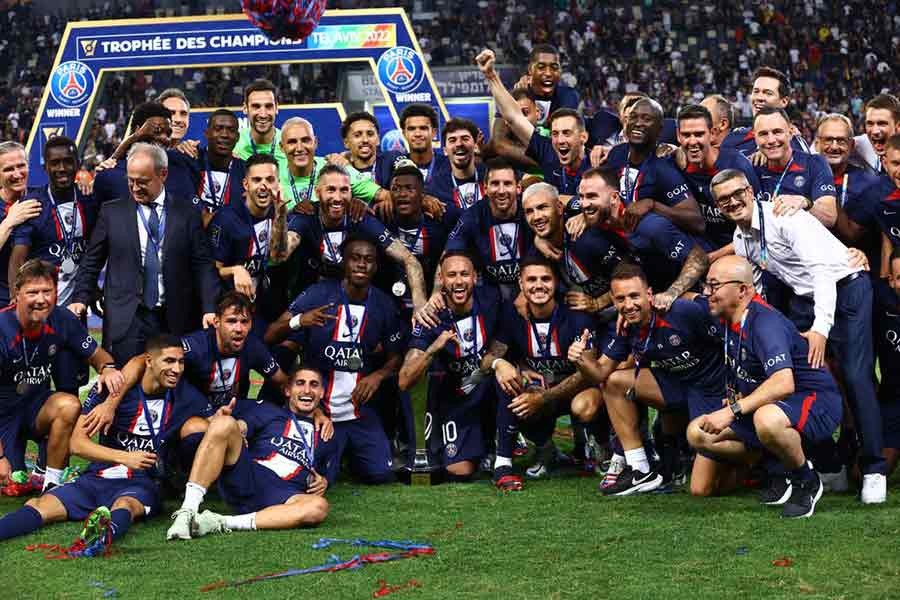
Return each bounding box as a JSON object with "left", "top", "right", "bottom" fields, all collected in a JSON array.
[
  {"left": 114, "top": 431, "right": 156, "bottom": 452},
  {"left": 323, "top": 344, "right": 363, "bottom": 370},
  {"left": 13, "top": 365, "right": 52, "bottom": 386},
  {"left": 524, "top": 357, "right": 573, "bottom": 377},
  {"left": 699, "top": 203, "right": 726, "bottom": 224},
  {"left": 48, "top": 238, "right": 86, "bottom": 260},
  {"left": 651, "top": 350, "right": 700, "bottom": 373},
  {"left": 485, "top": 262, "right": 521, "bottom": 283},
  {"left": 724, "top": 354, "right": 758, "bottom": 384},
  {"left": 448, "top": 355, "right": 480, "bottom": 376},
  {"left": 890, "top": 227, "right": 900, "bottom": 241},
  {"left": 244, "top": 256, "right": 265, "bottom": 276},
  {"left": 269, "top": 436, "right": 313, "bottom": 468},
  {"left": 884, "top": 329, "right": 900, "bottom": 352}
]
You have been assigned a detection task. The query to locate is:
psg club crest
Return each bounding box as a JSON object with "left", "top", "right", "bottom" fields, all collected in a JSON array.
[
  {"left": 377, "top": 46, "right": 425, "bottom": 94},
  {"left": 445, "top": 443, "right": 458, "bottom": 458},
  {"left": 668, "top": 334, "right": 681, "bottom": 347},
  {"left": 463, "top": 327, "right": 475, "bottom": 342},
  {"left": 794, "top": 175, "right": 806, "bottom": 188},
  {"left": 49, "top": 61, "right": 95, "bottom": 108}
]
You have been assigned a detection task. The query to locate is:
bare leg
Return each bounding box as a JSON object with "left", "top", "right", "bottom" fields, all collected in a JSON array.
[
  {"left": 604, "top": 368, "right": 665, "bottom": 451},
  {"left": 753, "top": 404, "right": 805, "bottom": 469},
  {"left": 33, "top": 392, "right": 81, "bottom": 470},
  {"left": 187, "top": 415, "right": 244, "bottom": 488},
  {"left": 253, "top": 494, "right": 329, "bottom": 530}
]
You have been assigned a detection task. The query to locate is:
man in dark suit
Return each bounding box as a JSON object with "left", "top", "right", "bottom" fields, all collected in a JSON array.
[{"left": 69, "top": 142, "right": 220, "bottom": 365}]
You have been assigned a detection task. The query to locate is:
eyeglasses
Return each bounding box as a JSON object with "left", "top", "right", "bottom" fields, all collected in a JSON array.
[
  {"left": 702, "top": 280, "right": 745, "bottom": 294},
  {"left": 820, "top": 136, "right": 851, "bottom": 148},
  {"left": 714, "top": 186, "right": 751, "bottom": 206}
]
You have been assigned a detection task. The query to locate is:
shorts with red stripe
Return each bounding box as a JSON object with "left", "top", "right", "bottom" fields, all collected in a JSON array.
[
  {"left": 48, "top": 472, "right": 160, "bottom": 520},
  {"left": 730, "top": 389, "right": 842, "bottom": 449},
  {"left": 218, "top": 447, "right": 307, "bottom": 514},
  {"left": 0, "top": 388, "right": 53, "bottom": 471}
]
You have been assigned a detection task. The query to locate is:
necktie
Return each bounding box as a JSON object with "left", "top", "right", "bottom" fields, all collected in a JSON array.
[{"left": 143, "top": 204, "right": 161, "bottom": 308}]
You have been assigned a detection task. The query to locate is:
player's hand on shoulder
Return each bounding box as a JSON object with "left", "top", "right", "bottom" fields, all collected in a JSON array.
[
  {"left": 6, "top": 198, "right": 42, "bottom": 226},
  {"left": 565, "top": 212, "right": 587, "bottom": 240},
  {"left": 348, "top": 197, "right": 368, "bottom": 222},
  {"left": 590, "top": 145, "right": 611, "bottom": 167},
  {"left": 293, "top": 199, "right": 315, "bottom": 215},
  {"left": 413, "top": 292, "right": 446, "bottom": 329},
  {"left": 652, "top": 291, "right": 677, "bottom": 312},
  {"left": 847, "top": 247, "right": 869, "bottom": 271},
  {"left": 655, "top": 143, "right": 678, "bottom": 158},
  {"left": 174, "top": 139, "right": 200, "bottom": 158},
  {"left": 94, "top": 157, "right": 117, "bottom": 173},
  {"left": 374, "top": 195, "right": 395, "bottom": 222},
  {"left": 325, "top": 152, "right": 349, "bottom": 167},
  {"left": 312, "top": 411, "right": 333, "bottom": 442},
  {"left": 750, "top": 150, "right": 766, "bottom": 167},
  {"left": 533, "top": 236, "right": 562, "bottom": 260},
  {"left": 422, "top": 195, "right": 446, "bottom": 220},
  {"left": 67, "top": 302, "right": 87, "bottom": 318}
]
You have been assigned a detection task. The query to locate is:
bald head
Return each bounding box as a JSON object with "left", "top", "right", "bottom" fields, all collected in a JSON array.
[{"left": 709, "top": 255, "right": 754, "bottom": 285}]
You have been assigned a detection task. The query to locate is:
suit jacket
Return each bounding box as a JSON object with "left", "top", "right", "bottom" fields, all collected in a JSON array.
[{"left": 71, "top": 190, "right": 220, "bottom": 343}]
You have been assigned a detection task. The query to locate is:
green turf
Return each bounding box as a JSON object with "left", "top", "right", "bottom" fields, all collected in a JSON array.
[{"left": 2, "top": 462, "right": 900, "bottom": 599}]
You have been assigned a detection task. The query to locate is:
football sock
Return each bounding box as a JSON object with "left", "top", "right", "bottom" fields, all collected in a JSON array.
[
  {"left": 494, "top": 456, "right": 512, "bottom": 469},
  {"left": 182, "top": 481, "right": 207, "bottom": 513},
  {"left": 43, "top": 467, "right": 63, "bottom": 490},
  {"left": 223, "top": 513, "right": 256, "bottom": 531},
  {"left": 109, "top": 508, "right": 133, "bottom": 541},
  {"left": 0, "top": 505, "right": 43, "bottom": 540},
  {"left": 790, "top": 460, "right": 815, "bottom": 482},
  {"left": 624, "top": 448, "right": 650, "bottom": 473}
]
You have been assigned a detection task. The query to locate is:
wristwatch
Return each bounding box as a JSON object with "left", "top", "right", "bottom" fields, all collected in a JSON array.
[{"left": 729, "top": 399, "right": 743, "bottom": 419}]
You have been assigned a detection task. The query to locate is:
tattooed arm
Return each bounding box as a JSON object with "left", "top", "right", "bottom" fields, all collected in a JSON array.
[{"left": 654, "top": 245, "right": 709, "bottom": 311}]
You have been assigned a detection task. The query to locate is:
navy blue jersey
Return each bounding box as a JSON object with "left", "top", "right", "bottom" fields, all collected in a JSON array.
[
  {"left": 873, "top": 279, "right": 900, "bottom": 390},
  {"left": 680, "top": 149, "right": 761, "bottom": 250},
  {"left": 409, "top": 285, "right": 501, "bottom": 393},
  {"left": 0, "top": 306, "right": 97, "bottom": 415},
  {"left": 445, "top": 199, "right": 534, "bottom": 293},
  {"left": 871, "top": 178, "right": 900, "bottom": 248},
  {"left": 14, "top": 186, "right": 99, "bottom": 305},
  {"left": 525, "top": 130, "right": 591, "bottom": 196},
  {"left": 81, "top": 379, "right": 213, "bottom": 479},
  {"left": 208, "top": 201, "right": 273, "bottom": 292},
  {"left": 180, "top": 327, "right": 279, "bottom": 407},
  {"left": 721, "top": 127, "right": 810, "bottom": 158},
  {"left": 234, "top": 400, "right": 338, "bottom": 488},
  {"left": 530, "top": 84, "right": 580, "bottom": 127},
  {"left": 696, "top": 295, "right": 839, "bottom": 398},
  {"left": 603, "top": 299, "right": 726, "bottom": 393},
  {"left": 606, "top": 145, "right": 693, "bottom": 207},
  {"left": 379, "top": 150, "right": 449, "bottom": 189},
  {"left": 840, "top": 166, "right": 884, "bottom": 227},
  {"left": 353, "top": 153, "right": 391, "bottom": 187},
  {"left": 287, "top": 207, "right": 395, "bottom": 280},
  {"left": 0, "top": 200, "right": 22, "bottom": 306},
  {"left": 381, "top": 214, "right": 451, "bottom": 310},
  {"left": 628, "top": 212, "right": 696, "bottom": 292},
  {"left": 288, "top": 280, "right": 404, "bottom": 422},
  {"left": 93, "top": 152, "right": 195, "bottom": 204},
  {"left": 425, "top": 161, "right": 487, "bottom": 214},
  {"left": 168, "top": 148, "right": 246, "bottom": 215},
  {"left": 561, "top": 226, "right": 631, "bottom": 297},
  {"left": 754, "top": 151, "right": 835, "bottom": 203},
  {"left": 495, "top": 302, "right": 595, "bottom": 386}
]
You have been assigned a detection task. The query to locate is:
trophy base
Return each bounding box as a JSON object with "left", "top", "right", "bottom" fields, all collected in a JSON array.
[{"left": 402, "top": 449, "right": 440, "bottom": 486}]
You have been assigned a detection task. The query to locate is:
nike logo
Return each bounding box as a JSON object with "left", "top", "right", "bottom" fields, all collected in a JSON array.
[
  {"left": 632, "top": 471, "right": 656, "bottom": 484},
  {"left": 885, "top": 210, "right": 897, "bottom": 215}
]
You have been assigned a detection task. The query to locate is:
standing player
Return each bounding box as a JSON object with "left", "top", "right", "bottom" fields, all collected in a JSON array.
[
  {"left": 10, "top": 137, "right": 99, "bottom": 396},
  {"left": 568, "top": 262, "right": 728, "bottom": 496},
  {"left": 877, "top": 249, "right": 900, "bottom": 475},
  {"left": 752, "top": 107, "right": 838, "bottom": 228},
  {"left": 166, "top": 366, "right": 333, "bottom": 540},
  {"left": 399, "top": 251, "right": 502, "bottom": 479},
  {"left": 0, "top": 260, "right": 124, "bottom": 492},
  {"left": 0, "top": 142, "right": 42, "bottom": 307},
  {"left": 853, "top": 94, "right": 900, "bottom": 174},
  {"left": 485, "top": 256, "right": 601, "bottom": 487},
  {"left": 437, "top": 158, "right": 533, "bottom": 301},
  {"left": 721, "top": 67, "right": 810, "bottom": 156},
  {"left": 270, "top": 164, "right": 427, "bottom": 310},
  {"left": 873, "top": 136, "right": 900, "bottom": 267},
  {"left": 427, "top": 118, "right": 486, "bottom": 217},
  {"left": 157, "top": 89, "right": 191, "bottom": 146},
  {"left": 0, "top": 335, "right": 214, "bottom": 546},
  {"left": 480, "top": 89, "right": 543, "bottom": 176},
  {"left": 674, "top": 104, "right": 761, "bottom": 260},
  {"left": 169, "top": 110, "right": 246, "bottom": 227},
  {"left": 699, "top": 95, "right": 735, "bottom": 149},
  {"left": 233, "top": 79, "right": 286, "bottom": 174},
  {"left": 688, "top": 256, "right": 842, "bottom": 518},
  {"left": 476, "top": 48, "right": 588, "bottom": 199},
  {"left": 514, "top": 44, "right": 580, "bottom": 128},
  {"left": 208, "top": 154, "right": 280, "bottom": 327},
  {"left": 266, "top": 234, "right": 404, "bottom": 484},
  {"left": 379, "top": 104, "right": 449, "bottom": 187}
]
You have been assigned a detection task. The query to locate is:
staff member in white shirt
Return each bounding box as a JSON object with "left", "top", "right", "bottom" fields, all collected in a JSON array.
[{"left": 710, "top": 168, "right": 886, "bottom": 504}]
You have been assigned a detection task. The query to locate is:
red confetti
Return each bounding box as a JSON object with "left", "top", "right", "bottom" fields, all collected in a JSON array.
[
  {"left": 772, "top": 557, "right": 793, "bottom": 567},
  {"left": 373, "top": 579, "right": 422, "bottom": 598}
]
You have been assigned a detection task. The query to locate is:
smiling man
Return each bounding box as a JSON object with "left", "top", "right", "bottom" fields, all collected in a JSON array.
[
  {"left": 157, "top": 89, "right": 191, "bottom": 145},
  {"left": 426, "top": 118, "right": 486, "bottom": 219},
  {"left": 233, "top": 79, "right": 286, "bottom": 171},
  {"left": 711, "top": 167, "right": 885, "bottom": 503},
  {"left": 0, "top": 142, "right": 40, "bottom": 307}
]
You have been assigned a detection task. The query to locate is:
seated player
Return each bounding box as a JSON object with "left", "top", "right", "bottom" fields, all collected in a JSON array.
[
  {"left": 399, "top": 251, "right": 501, "bottom": 479},
  {"left": 166, "top": 366, "right": 334, "bottom": 540},
  {"left": 0, "top": 335, "right": 214, "bottom": 548},
  {"left": 266, "top": 234, "right": 404, "bottom": 484},
  {"left": 483, "top": 256, "right": 601, "bottom": 488},
  {"left": 0, "top": 259, "right": 124, "bottom": 493},
  {"left": 568, "top": 262, "right": 727, "bottom": 496},
  {"left": 687, "top": 256, "right": 843, "bottom": 518}
]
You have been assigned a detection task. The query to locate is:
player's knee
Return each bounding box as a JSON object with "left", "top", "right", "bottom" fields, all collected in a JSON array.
[
  {"left": 205, "top": 414, "right": 239, "bottom": 440},
  {"left": 304, "top": 496, "right": 329, "bottom": 525},
  {"left": 752, "top": 406, "right": 785, "bottom": 443},
  {"left": 571, "top": 393, "right": 600, "bottom": 423},
  {"left": 111, "top": 496, "right": 143, "bottom": 520},
  {"left": 686, "top": 419, "right": 708, "bottom": 450},
  {"left": 446, "top": 460, "right": 475, "bottom": 478},
  {"left": 689, "top": 476, "right": 717, "bottom": 497},
  {"left": 50, "top": 393, "right": 81, "bottom": 426}
]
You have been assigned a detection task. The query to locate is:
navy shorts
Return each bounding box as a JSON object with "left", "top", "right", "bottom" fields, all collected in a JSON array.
[
  {"left": 879, "top": 385, "right": 900, "bottom": 450},
  {"left": 652, "top": 368, "right": 724, "bottom": 420},
  {"left": 426, "top": 377, "right": 493, "bottom": 467},
  {"left": 52, "top": 345, "right": 89, "bottom": 394},
  {"left": 218, "top": 448, "right": 305, "bottom": 514},
  {"left": 730, "top": 389, "right": 842, "bottom": 449},
  {"left": 0, "top": 389, "right": 53, "bottom": 471},
  {"left": 48, "top": 472, "right": 160, "bottom": 520},
  {"left": 331, "top": 409, "right": 394, "bottom": 482}
]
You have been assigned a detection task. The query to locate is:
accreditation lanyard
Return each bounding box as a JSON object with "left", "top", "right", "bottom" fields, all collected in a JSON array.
[
  {"left": 289, "top": 165, "right": 317, "bottom": 206},
  {"left": 723, "top": 308, "right": 749, "bottom": 400},
  {"left": 202, "top": 157, "right": 231, "bottom": 210},
  {"left": 745, "top": 200, "right": 769, "bottom": 270},
  {"left": 136, "top": 203, "right": 167, "bottom": 256},
  {"left": 493, "top": 211, "right": 520, "bottom": 260},
  {"left": 288, "top": 412, "right": 315, "bottom": 468},
  {"left": 631, "top": 312, "right": 657, "bottom": 382},
  {"left": 398, "top": 218, "right": 424, "bottom": 254},
  {"left": 249, "top": 130, "right": 279, "bottom": 157},
  {"left": 340, "top": 286, "right": 369, "bottom": 344},
  {"left": 623, "top": 161, "right": 645, "bottom": 206},
  {"left": 47, "top": 188, "right": 78, "bottom": 256},
  {"left": 138, "top": 388, "right": 172, "bottom": 453},
  {"left": 840, "top": 173, "right": 849, "bottom": 207},
  {"left": 529, "top": 306, "right": 558, "bottom": 358}
]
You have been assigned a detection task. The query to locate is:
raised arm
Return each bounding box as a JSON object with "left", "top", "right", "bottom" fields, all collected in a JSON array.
[{"left": 475, "top": 49, "right": 535, "bottom": 145}]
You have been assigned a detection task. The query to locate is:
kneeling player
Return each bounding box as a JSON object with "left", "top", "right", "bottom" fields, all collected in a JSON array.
[
  {"left": 569, "top": 262, "right": 728, "bottom": 496},
  {"left": 687, "top": 256, "right": 843, "bottom": 518},
  {"left": 484, "top": 256, "right": 600, "bottom": 488},
  {"left": 399, "top": 251, "right": 502, "bottom": 480},
  {"left": 167, "top": 366, "right": 334, "bottom": 540},
  {"left": 0, "top": 335, "right": 213, "bottom": 548}
]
